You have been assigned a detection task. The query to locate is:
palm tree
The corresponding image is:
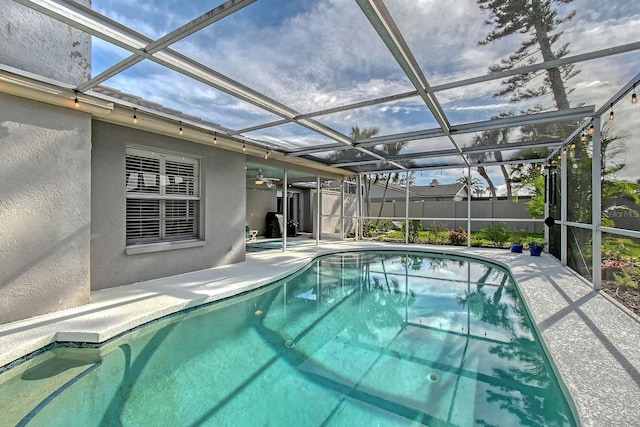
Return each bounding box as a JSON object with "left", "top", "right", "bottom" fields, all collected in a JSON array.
[
  {"left": 468, "top": 132, "right": 499, "bottom": 200},
  {"left": 328, "top": 126, "right": 380, "bottom": 217},
  {"left": 331, "top": 126, "right": 411, "bottom": 220},
  {"left": 370, "top": 139, "right": 410, "bottom": 222},
  {"left": 469, "top": 115, "right": 514, "bottom": 199},
  {"left": 456, "top": 175, "right": 484, "bottom": 199}
]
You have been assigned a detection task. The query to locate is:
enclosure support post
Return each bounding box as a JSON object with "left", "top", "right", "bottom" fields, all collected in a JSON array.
[
  {"left": 340, "top": 179, "right": 345, "bottom": 241},
  {"left": 544, "top": 169, "right": 550, "bottom": 250},
  {"left": 561, "top": 149, "right": 568, "bottom": 265},
  {"left": 316, "top": 175, "right": 321, "bottom": 245},
  {"left": 357, "top": 174, "right": 362, "bottom": 240},
  {"left": 405, "top": 171, "right": 410, "bottom": 244},
  {"left": 467, "top": 166, "right": 472, "bottom": 247},
  {"left": 283, "top": 169, "right": 288, "bottom": 252},
  {"left": 592, "top": 116, "right": 602, "bottom": 290}
]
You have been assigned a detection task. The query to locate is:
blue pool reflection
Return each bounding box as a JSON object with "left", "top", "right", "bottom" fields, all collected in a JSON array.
[{"left": 0, "top": 251, "right": 577, "bottom": 426}]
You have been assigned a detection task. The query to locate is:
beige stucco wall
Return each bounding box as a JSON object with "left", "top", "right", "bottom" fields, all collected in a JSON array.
[
  {"left": 0, "top": 94, "right": 92, "bottom": 323},
  {"left": 246, "top": 187, "right": 277, "bottom": 236},
  {"left": 91, "top": 121, "right": 246, "bottom": 290},
  {"left": 314, "top": 190, "right": 357, "bottom": 236},
  {"left": 0, "top": 0, "right": 91, "bottom": 85}
]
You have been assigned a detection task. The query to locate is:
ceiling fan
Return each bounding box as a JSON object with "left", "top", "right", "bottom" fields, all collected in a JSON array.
[{"left": 249, "top": 169, "right": 280, "bottom": 188}]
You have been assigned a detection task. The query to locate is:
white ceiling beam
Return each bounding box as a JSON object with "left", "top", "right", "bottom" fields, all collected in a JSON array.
[
  {"left": 386, "top": 149, "right": 461, "bottom": 161},
  {"left": 548, "top": 72, "right": 640, "bottom": 161},
  {"left": 14, "top": 0, "right": 634, "bottom": 176},
  {"left": 286, "top": 144, "right": 347, "bottom": 157},
  {"left": 231, "top": 119, "right": 291, "bottom": 135},
  {"left": 355, "top": 128, "right": 446, "bottom": 148},
  {"left": 452, "top": 105, "right": 594, "bottom": 134},
  {"left": 355, "top": 0, "right": 450, "bottom": 133},
  {"left": 431, "top": 42, "right": 640, "bottom": 93},
  {"left": 296, "top": 90, "right": 418, "bottom": 119},
  {"left": 283, "top": 44, "right": 640, "bottom": 129},
  {"left": 355, "top": 0, "right": 471, "bottom": 168},
  {"left": 331, "top": 159, "right": 385, "bottom": 168},
  {"left": 78, "top": 0, "right": 256, "bottom": 92},
  {"left": 473, "top": 158, "right": 544, "bottom": 168},
  {"left": 16, "top": 0, "right": 400, "bottom": 158},
  {"left": 461, "top": 139, "right": 562, "bottom": 154}
]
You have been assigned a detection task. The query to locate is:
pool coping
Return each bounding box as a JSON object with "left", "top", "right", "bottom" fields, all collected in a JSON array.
[{"left": 1, "top": 241, "right": 639, "bottom": 426}]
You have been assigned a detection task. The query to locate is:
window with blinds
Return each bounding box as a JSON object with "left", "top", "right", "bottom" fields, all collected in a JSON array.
[{"left": 126, "top": 147, "right": 200, "bottom": 245}]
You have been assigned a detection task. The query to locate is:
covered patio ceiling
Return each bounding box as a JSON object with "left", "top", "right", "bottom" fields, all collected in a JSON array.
[{"left": 13, "top": 0, "right": 640, "bottom": 176}]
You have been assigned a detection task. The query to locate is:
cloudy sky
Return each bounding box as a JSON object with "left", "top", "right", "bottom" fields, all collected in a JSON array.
[{"left": 90, "top": 0, "right": 640, "bottom": 186}]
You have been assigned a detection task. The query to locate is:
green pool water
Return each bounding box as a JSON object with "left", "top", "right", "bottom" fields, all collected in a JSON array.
[{"left": 0, "top": 251, "right": 577, "bottom": 426}]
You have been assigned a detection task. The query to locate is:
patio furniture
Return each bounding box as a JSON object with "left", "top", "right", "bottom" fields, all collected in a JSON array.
[{"left": 246, "top": 225, "right": 258, "bottom": 242}]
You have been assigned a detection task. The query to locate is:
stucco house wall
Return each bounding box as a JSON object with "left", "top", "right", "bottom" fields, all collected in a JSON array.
[
  {"left": 91, "top": 121, "right": 246, "bottom": 290},
  {"left": 0, "top": 0, "right": 91, "bottom": 85},
  {"left": 246, "top": 187, "right": 277, "bottom": 236},
  {"left": 314, "top": 190, "right": 358, "bottom": 236},
  {"left": 0, "top": 94, "right": 92, "bottom": 323}
]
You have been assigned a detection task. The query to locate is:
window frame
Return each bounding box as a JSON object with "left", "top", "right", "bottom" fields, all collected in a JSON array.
[{"left": 125, "top": 146, "right": 203, "bottom": 251}]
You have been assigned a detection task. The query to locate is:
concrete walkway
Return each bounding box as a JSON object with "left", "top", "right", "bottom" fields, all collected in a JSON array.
[{"left": 1, "top": 242, "right": 638, "bottom": 426}]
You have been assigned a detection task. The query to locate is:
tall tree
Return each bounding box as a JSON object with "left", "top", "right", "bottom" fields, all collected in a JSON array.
[
  {"left": 331, "top": 126, "right": 381, "bottom": 216},
  {"left": 330, "top": 125, "right": 380, "bottom": 164},
  {"left": 478, "top": 0, "right": 579, "bottom": 111},
  {"left": 371, "top": 140, "right": 409, "bottom": 222},
  {"left": 350, "top": 125, "right": 380, "bottom": 141},
  {"left": 456, "top": 175, "right": 485, "bottom": 198},
  {"left": 473, "top": 0, "right": 580, "bottom": 201},
  {"left": 469, "top": 116, "right": 514, "bottom": 198},
  {"left": 468, "top": 132, "right": 499, "bottom": 200},
  {"left": 334, "top": 126, "right": 410, "bottom": 221}
]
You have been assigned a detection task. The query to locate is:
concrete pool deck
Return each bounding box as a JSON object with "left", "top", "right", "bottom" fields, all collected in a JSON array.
[{"left": 1, "top": 241, "right": 639, "bottom": 426}]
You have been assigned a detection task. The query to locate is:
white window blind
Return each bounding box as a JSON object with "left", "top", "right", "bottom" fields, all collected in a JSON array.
[{"left": 126, "top": 147, "right": 200, "bottom": 245}]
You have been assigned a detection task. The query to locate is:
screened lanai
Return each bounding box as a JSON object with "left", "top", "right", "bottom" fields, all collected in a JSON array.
[{"left": 4, "top": 0, "right": 639, "bottom": 302}]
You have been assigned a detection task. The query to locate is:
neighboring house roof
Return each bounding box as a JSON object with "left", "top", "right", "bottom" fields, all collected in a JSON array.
[
  {"left": 412, "top": 183, "right": 466, "bottom": 198},
  {"left": 369, "top": 182, "right": 467, "bottom": 202}
]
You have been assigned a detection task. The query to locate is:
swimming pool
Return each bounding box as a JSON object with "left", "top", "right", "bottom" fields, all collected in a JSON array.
[{"left": 0, "top": 251, "right": 577, "bottom": 426}]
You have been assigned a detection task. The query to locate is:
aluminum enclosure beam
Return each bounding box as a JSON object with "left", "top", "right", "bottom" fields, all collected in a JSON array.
[
  {"left": 355, "top": 0, "right": 450, "bottom": 134},
  {"left": 77, "top": 0, "right": 256, "bottom": 92},
  {"left": 15, "top": 0, "right": 393, "bottom": 165}
]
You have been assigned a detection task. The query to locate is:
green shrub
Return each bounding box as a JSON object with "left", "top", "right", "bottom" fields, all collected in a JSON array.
[
  {"left": 362, "top": 221, "right": 377, "bottom": 237},
  {"left": 481, "top": 223, "right": 511, "bottom": 247},
  {"left": 510, "top": 229, "right": 526, "bottom": 244},
  {"left": 612, "top": 270, "right": 638, "bottom": 288},
  {"left": 401, "top": 220, "right": 423, "bottom": 243},
  {"left": 526, "top": 237, "right": 546, "bottom": 248},
  {"left": 427, "top": 222, "right": 448, "bottom": 244},
  {"left": 377, "top": 219, "right": 393, "bottom": 232}
]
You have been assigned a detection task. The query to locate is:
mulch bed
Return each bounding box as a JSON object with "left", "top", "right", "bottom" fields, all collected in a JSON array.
[{"left": 601, "top": 282, "right": 640, "bottom": 317}]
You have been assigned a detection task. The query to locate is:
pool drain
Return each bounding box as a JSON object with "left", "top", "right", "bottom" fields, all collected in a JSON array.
[
  {"left": 426, "top": 372, "right": 440, "bottom": 383},
  {"left": 284, "top": 339, "right": 295, "bottom": 348}
]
